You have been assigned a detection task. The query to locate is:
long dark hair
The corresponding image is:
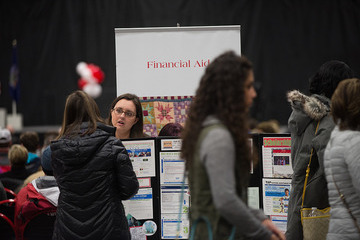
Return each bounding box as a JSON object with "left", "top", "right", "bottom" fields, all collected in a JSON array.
[
  {"left": 57, "top": 90, "right": 104, "bottom": 139},
  {"left": 107, "top": 93, "right": 144, "bottom": 138},
  {"left": 181, "top": 51, "right": 253, "bottom": 176}
]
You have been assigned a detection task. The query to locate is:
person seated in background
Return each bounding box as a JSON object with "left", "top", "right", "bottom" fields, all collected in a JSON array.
[
  {"left": 40, "top": 130, "right": 59, "bottom": 156},
  {"left": 0, "top": 128, "right": 12, "bottom": 174},
  {"left": 16, "top": 130, "right": 59, "bottom": 194},
  {"left": 0, "top": 144, "right": 31, "bottom": 191},
  {"left": 158, "top": 122, "right": 184, "bottom": 137},
  {"left": 107, "top": 93, "right": 146, "bottom": 139},
  {"left": 252, "top": 119, "right": 281, "bottom": 133},
  {"left": 14, "top": 145, "right": 59, "bottom": 239},
  {"left": 20, "top": 131, "right": 41, "bottom": 174}
]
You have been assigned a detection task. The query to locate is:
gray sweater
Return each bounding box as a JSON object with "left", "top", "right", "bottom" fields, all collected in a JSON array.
[
  {"left": 324, "top": 127, "right": 360, "bottom": 239},
  {"left": 199, "top": 116, "right": 272, "bottom": 240}
]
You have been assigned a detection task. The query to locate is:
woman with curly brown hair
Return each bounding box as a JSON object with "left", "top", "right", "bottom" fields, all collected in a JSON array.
[{"left": 181, "top": 51, "right": 284, "bottom": 240}]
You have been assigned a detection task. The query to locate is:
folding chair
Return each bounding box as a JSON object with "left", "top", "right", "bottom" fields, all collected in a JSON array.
[
  {"left": 0, "top": 199, "right": 16, "bottom": 221},
  {"left": 0, "top": 199, "right": 16, "bottom": 240},
  {"left": 4, "top": 187, "right": 17, "bottom": 199}
]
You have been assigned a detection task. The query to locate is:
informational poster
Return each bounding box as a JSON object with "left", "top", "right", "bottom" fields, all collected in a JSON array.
[
  {"left": 270, "top": 215, "right": 288, "bottom": 234},
  {"left": 272, "top": 149, "right": 292, "bottom": 178},
  {"left": 159, "top": 152, "right": 186, "bottom": 185},
  {"left": 160, "top": 185, "right": 189, "bottom": 239},
  {"left": 158, "top": 137, "right": 190, "bottom": 239},
  {"left": 129, "top": 226, "right": 147, "bottom": 240},
  {"left": 160, "top": 185, "right": 190, "bottom": 239},
  {"left": 138, "top": 178, "right": 151, "bottom": 188},
  {"left": 262, "top": 137, "right": 292, "bottom": 178},
  {"left": 124, "top": 188, "right": 154, "bottom": 220},
  {"left": 161, "top": 214, "right": 189, "bottom": 239},
  {"left": 262, "top": 178, "right": 291, "bottom": 216},
  {"left": 115, "top": 25, "right": 241, "bottom": 97},
  {"left": 161, "top": 139, "right": 182, "bottom": 151},
  {"left": 248, "top": 187, "right": 260, "bottom": 209},
  {"left": 123, "top": 140, "right": 156, "bottom": 177},
  {"left": 160, "top": 186, "right": 190, "bottom": 214}
]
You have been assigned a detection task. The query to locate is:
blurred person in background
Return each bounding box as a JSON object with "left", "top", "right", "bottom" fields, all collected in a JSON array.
[
  {"left": 20, "top": 131, "right": 41, "bottom": 174},
  {"left": 0, "top": 128, "right": 12, "bottom": 174},
  {"left": 158, "top": 122, "right": 184, "bottom": 137}
]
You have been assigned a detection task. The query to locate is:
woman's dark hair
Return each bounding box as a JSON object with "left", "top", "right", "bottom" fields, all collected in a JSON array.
[
  {"left": 57, "top": 90, "right": 104, "bottom": 139},
  {"left": 181, "top": 51, "right": 253, "bottom": 178},
  {"left": 158, "top": 123, "right": 184, "bottom": 137},
  {"left": 331, "top": 78, "right": 360, "bottom": 131},
  {"left": 107, "top": 93, "right": 144, "bottom": 138},
  {"left": 309, "top": 60, "right": 354, "bottom": 99}
]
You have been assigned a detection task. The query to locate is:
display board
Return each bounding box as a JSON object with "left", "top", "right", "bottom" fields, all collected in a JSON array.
[
  {"left": 157, "top": 137, "right": 189, "bottom": 239},
  {"left": 114, "top": 25, "right": 241, "bottom": 97},
  {"left": 249, "top": 133, "right": 292, "bottom": 234},
  {"left": 122, "top": 138, "right": 161, "bottom": 240},
  {"left": 122, "top": 137, "right": 188, "bottom": 240},
  {"left": 122, "top": 134, "right": 292, "bottom": 239}
]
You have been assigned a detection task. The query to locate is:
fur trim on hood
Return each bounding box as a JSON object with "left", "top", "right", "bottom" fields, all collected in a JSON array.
[{"left": 287, "top": 90, "right": 330, "bottom": 121}]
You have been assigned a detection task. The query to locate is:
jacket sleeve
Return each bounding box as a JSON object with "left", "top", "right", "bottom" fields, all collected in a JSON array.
[
  {"left": 313, "top": 116, "right": 335, "bottom": 173},
  {"left": 345, "top": 135, "right": 360, "bottom": 198},
  {"left": 112, "top": 140, "right": 139, "bottom": 200}
]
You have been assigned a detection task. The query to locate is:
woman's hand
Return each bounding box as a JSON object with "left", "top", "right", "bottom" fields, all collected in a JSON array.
[{"left": 262, "top": 219, "right": 286, "bottom": 240}]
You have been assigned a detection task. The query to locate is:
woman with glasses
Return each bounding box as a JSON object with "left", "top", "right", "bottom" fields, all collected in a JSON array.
[
  {"left": 107, "top": 93, "right": 145, "bottom": 139},
  {"left": 181, "top": 51, "right": 285, "bottom": 240},
  {"left": 51, "top": 90, "right": 139, "bottom": 240}
]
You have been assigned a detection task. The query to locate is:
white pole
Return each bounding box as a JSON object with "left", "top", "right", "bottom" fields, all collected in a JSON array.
[{"left": 12, "top": 100, "right": 17, "bottom": 115}]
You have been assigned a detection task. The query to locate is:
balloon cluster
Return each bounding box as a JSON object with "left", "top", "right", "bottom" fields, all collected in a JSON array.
[{"left": 76, "top": 62, "right": 105, "bottom": 98}]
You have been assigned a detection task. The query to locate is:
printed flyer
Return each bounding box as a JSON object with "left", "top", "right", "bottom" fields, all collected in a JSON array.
[
  {"left": 262, "top": 137, "right": 292, "bottom": 178},
  {"left": 159, "top": 152, "right": 186, "bottom": 185},
  {"left": 262, "top": 178, "right": 291, "bottom": 216},
  {"left": 123, "top": 188, "right": 154, "bottom": 220},
  {"left": 123, "top": 140, "right": 156, "bottom": 177}
]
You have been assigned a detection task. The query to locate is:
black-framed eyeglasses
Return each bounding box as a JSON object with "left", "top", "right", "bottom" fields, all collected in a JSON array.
[{"left": 112, "top": 107, "right": 136, "bottom": 118}]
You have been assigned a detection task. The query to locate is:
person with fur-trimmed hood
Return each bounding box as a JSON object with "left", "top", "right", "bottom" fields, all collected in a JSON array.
[{"left": 285, "top": 60, "right": 354, "bottom": 240}]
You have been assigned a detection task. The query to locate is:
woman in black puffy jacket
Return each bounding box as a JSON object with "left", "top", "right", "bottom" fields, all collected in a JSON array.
[{"left": 51, "top": 90, "right": 139, "bottom": 240}]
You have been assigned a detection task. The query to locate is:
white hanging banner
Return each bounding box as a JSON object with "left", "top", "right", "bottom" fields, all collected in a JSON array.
[{"left": 114, "top": 25, "right": 241, "bottom": 97}]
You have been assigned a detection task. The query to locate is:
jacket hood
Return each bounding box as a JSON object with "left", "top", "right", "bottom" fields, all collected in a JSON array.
[
  {"left": 32, "top": 176, "right": 59, "bottom": 206},
  {"left": 51, "top": 122, "right": 116, "bottom": 167},
  {"left": 287, "top": 90, "right": 330, "bottom": 121}
]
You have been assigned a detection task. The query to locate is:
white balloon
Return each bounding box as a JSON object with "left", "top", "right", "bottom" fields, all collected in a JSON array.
[
  {"left": 76, "top": 62, "right": 94, "bottom": 83},
  {"left": 83, "top": 83, "right": 102, "bottom": 98}
]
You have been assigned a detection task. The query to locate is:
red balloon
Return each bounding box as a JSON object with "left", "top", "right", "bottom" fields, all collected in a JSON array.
[
  {"left": 87, "top": 64, "right": 105, "bottom": 83},
  {"left": 78, "top": 78, "right": 87, "bottom": 89}
]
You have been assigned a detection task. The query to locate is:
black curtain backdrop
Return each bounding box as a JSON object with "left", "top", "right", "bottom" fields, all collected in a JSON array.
[{"left": 1, "top": 0, "right": 360, "bottom": 127}]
